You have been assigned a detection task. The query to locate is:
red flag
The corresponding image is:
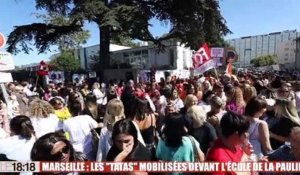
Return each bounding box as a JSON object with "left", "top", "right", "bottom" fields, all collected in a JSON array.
[{"left": 192, "top": 43, "right": 211, "bottom": 69}]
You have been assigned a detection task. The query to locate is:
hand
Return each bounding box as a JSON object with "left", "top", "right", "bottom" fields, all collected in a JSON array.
[
  {"left": 114, "top": 143, "right": 134, "bottom": 162},
  {"left": 242, "top": 141, "right": 254, "bottom": 156},
  {"left": 259, "top": 156, "right": 268, "bottom": 162}
]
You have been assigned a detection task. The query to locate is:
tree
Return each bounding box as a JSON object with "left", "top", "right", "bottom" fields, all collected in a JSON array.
[
  {"left": 34, "top": 12, "right": 90, "bottom": 51},
  {"left": 250, "top": 55, "right": 277, "bottom": 67},
  {"left": 7, "top": 0, "right": 231, "bottom": 80},
  {"left": 50, "top": 51, "right": 80, "bottom": 71}
]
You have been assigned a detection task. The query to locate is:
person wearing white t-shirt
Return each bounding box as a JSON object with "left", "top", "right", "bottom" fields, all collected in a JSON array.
[
  {"left": 92, "top": 82, "right": 106, "bottom": 105},
  {"left": 0, "top": 116, "right": 36, "bottom": 161},
  {"left": 96, "top": 99, "right": 125, "bottom": 161},
  {"left": 29, "top": 100, "right": 60, "bottom": 138},
  {"left": 63, "top": 100, "right": 99, "bottom": 160}
]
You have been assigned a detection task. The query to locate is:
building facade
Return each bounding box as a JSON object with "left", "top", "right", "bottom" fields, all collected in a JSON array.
[
  {"left": 74, "top": 44, "right": 131, "bottom": 70},
  {"left": 277, "top": 40, "right": 296, "bottom": 69},
  {"left": 227, "top": 30, "right": 300, "bottom": 68},
  {"left": 296, "top": 38, "right": 300, "bottom": 70}
]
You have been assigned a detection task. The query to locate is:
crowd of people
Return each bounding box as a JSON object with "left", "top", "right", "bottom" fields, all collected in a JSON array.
[{"left": 0, "top": 71, "right": 300, "bottom": 175}]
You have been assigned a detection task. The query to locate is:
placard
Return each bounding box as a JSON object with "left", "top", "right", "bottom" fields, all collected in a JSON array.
[
  {"left": 0, "top": 52, "right": 15, "bottom": 71},
  {"left": 211, "top": 47, "right": 224, "bottom": 58}
]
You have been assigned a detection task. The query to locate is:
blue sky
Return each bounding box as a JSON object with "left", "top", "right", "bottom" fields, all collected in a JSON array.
[{"left": 1, "top": 0, "right": 300, "bottom": 66}]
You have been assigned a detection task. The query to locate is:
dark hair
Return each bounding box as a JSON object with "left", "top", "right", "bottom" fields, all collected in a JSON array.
[
  {"left": 49, "top": 97, "right": 63, "bottom": 106},
  {"left": 213, "top": 82, "right": 224, "bottom": 90},
  {"left": 224, "top": 83, "right": 235, "bottom": 94},
  {"left": 220, "top": 111, "right": 249, "bottom": 138},
  {"left": 31, "top": 132, "right": 76, "bottom": 161},
  {"left": 10, "top": 115, "right": 35, "bottom": 140},
  {"left": 163, "top": 114, "right": 187, "bottom": 147},
  {"left": 245, "top": 97, "right": 267, "bottom": 117},
  {"left": 112, "top": 119, "right": 138, "bottom": 148},
  {"left": 202, "top": 90, "right": 215, "bottom": 103},
  {"left": 69, "top": 100, "right": 82, "bottom": 116},
  {"left": 129, "top": 97, "right": 149, "bottom": 121},
  {"left": 121, "top": 90, "right": 136, "bottom": 118},
  {"left": 85, "top": 93, "right": 97, "bottom": 103}
]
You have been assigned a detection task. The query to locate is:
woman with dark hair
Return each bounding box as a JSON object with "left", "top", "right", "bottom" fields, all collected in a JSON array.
[
  {"left": 207, "top": 112, "right": 252, "bottom": 175},
  {"left": 83, "top": 93, "right": 103, "bottom": 123},
  {"left": 0, "top": 115, "right": 36, "bottom": 161},
  {"left": 245, "top": 97, "right": 272, "bottom": 158},
  {"left": 156, "top": 114, "right": 204, "bottom": 164},
  {"left": 80, "top": 83, "right": 90, "bottom": 98},
  {"left": 31, "top": 132, "right": 82, "bottom": 161},
  {"left": 122, "top": 90, "right": 147, "bottom": 145},
  {"left": 106, "top": 119, "right": 151, "bottom": 162},
  {"left": 62, "top": 100, "right": 98, "bottom": 160},
  {"left": 129, "top": 96, "right": 156, "bottom": 158}
]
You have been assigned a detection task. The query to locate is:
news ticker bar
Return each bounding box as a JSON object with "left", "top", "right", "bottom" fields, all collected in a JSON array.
[{"left": 2, "top": 161, "right": 300, "bottom": 173}]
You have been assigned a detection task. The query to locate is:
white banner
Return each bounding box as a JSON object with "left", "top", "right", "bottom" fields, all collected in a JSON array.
[
  {"left": 194, "top": 59, "right": 216, "bottom": 74},
  {"left": 0, "top": 52, "right": 15, "bottom": 71},
  {"left": 0, "top": 72, "right": 13, "bottom": 83}
]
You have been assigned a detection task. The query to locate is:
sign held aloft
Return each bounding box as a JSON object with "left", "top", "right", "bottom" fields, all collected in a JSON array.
[
  {"left": 0, "top": 51, "right": 15, "bottom": 71},
  {"left": 192, "top": 43, "right": 216, "bottom": 74}
]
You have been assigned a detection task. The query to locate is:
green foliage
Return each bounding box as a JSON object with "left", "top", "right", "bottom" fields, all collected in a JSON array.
[
  {"left": 7, "top": 0, "right": 231, "bottom": 74},
  {"left": 34, "top": 12, "right": 90, "bottom": 51},
  {"left": 50, "top": 51, "right": 80, "bottom": 71},
  {"left": 250, "top": 55, "right": 277, "bottom": 67}
]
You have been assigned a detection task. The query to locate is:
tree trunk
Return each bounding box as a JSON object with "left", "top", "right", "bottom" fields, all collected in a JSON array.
[{"left": 98, "top": 25, "right": 110, "bottom": 82}]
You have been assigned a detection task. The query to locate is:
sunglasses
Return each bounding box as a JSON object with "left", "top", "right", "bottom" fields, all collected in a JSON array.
[{"left": 50, "top": 145, "right": 70, "bottom": 160}]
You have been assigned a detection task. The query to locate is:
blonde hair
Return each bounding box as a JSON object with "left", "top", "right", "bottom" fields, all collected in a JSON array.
[
  {"left": 231, "top": 87, "right": 245, "bottom": 108},
  {"left": 92, "top": 82, "right": 100, "bottom": 90},
  {"left": 243, "top": 84, "right": 257, "bottom": 103},
  {"left": 103, "top": 98, "right": 125, "bottom": 126},
  {"left": 29, "top": 99, "right": 55, "bottom": 118},
  {"left": 185, "top": 94, "right": 198, "bottom": 109},
  {"left": 275, "top": 99, "right": 300, "bottom": 125},
  {"left": 187, "top": 105, "right": 206, "bottom": 127}
]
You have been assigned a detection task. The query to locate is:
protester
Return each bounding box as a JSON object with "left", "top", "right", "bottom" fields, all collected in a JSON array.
[
  {"left": 106, "top": 119, "right": 151, "bottom": 162},
  {"left": 0, "top": 115, "right": 36, "bottom": 161},
  {"left": 187, "top": 105, "right": 217, "bottom": 154},
  {"left": 63, "top": 100, "right": 98, "bottom": 160},
  {"left": 245, "top": 97, "right": 272, "bottom": 158},
  {"left": 206, "top": 95, "right": 226, "bottom": 136},
  {"left": 207, "top": 112, "right": 252, "bottom": 173},
  {"left": 224, "top": 85, "right": 246, "bottom": 115},
  {"left": 266, "top": 99, "right": 300, "bottom": 149},
  {"left": 31, "top": 132, "right": 85, "bottom": 164},
  {"left": 49, "top": 96, "right": 72, "bottom": 122},
  {"left": 96, "top": 98, "right": 125, "bottom": 161},
  {"left": 29, "top": 99, "right": 60, "bottom": 138},
  {"left": 156, "top": 114, "right": 205, "bottom": 164}
]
